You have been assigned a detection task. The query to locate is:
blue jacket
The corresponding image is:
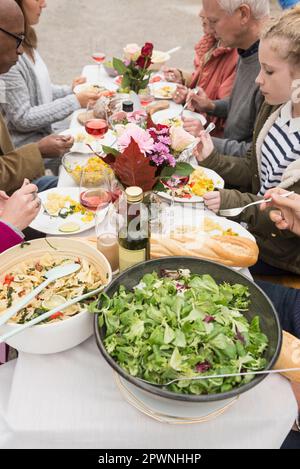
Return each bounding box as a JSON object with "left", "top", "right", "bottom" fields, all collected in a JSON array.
[{"left": 278, "top": 0, "right": 299, "bottom": 8}]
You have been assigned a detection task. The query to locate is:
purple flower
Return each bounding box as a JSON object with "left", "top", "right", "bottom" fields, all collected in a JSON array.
[{"left": 158, "top": 135, "right": 171, "bottom": 145}]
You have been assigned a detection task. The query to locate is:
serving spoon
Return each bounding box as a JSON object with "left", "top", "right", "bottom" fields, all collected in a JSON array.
[
  {"left": 136, "top": 367, "right": 300, "bottom": 388},
  {"left": 0, "top": 263, "right": 81, "bottom": 327}
]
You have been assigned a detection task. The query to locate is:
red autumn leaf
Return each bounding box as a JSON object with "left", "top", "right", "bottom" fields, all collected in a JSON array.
[{"left": 113, "top": 138, "right": 157, "bottom": 191}]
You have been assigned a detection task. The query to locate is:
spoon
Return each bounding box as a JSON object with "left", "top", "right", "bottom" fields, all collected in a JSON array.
[
  {"left": 0, "top": 263, "right": 81, "bottom": 327},
  {"left": 136, "top": 367, "right": 300, "bottom": 388},
  {"left": 165, "top": 46, "right": 181, "bottom": 55}
]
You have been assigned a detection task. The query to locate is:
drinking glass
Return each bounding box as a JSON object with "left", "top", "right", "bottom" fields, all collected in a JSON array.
[
  {"left": 84, "top": 101, "right": 108, "bottom": 152},
  {"left": 91, "top": 40, "right": 106, "bottom": 82},
  {"left": 79, "top": 167, "right": 112, "bottom": 211},
  {"left": 96, "top": 203, "right": 121, "bottom": 275}
]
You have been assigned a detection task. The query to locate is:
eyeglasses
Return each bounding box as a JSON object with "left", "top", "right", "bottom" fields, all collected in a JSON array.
[{"left": 0, "top": 27, "right": 25, "bottom": 49}]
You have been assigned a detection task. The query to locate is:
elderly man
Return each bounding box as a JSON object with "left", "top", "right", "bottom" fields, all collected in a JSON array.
[
  {"left": 0, "top": 0, "right": 73, "bottom": 193},
  {"left": 183, "top": 0, "right": 269, "bottom": 157}
]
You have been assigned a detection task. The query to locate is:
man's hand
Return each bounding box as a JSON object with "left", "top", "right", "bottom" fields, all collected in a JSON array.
[
  {"left": 203, "top": 191, "right": 221, "bottom": 213},
  {"left": 38, "top": 134, "right": 74, "bottom": 158},
  {"left": 72, "top": 76, "right": 87, "bottom": 90},
  {"left": 1, "top": 180, "right": 40, "bottom": 231},
  {"left": 260, "top": 188, "right": 300, "bottom": 236},
  {"left": 188, "top": 88, "right": 215, "bottom": 113}
]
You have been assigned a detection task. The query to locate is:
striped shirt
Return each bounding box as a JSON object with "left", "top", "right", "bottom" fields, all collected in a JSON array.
[{"left": 258, "top": 101, "right": 300, "bottom": 196}]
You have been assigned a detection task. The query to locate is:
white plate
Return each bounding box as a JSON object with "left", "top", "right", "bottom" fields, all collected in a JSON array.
[
  {"left": 152, "top": 108, "right": 207, "bottom": 127},
  {"left": 172, "top": 208, "right": 256, "bottom": 242},
  {"left": 157, "top": 167, "right": 224, "bottom": 203},
  {"left": 30, "top": 187, "right": 96, "bottom": 235},
  {"left": 74, "top": 80, "right": 118, "bottom": 93},
  {"left": 73, "top": 83, "right": 105, "bottom": 94},
  {"left": 182, "top": 109, "right": 207, "bottom": 126},
  {"left": 149, "top": 81, "right": 177, "bottom": 99},
  {"left": 60, "top": 128, "right": 116, "bottom": 154},
  {"left": 115, "top": 374, "right": 237, "bottom": 423}
]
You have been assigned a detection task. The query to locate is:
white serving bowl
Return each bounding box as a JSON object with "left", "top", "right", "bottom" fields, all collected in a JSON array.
[
  {"left": 149, "top": 50, "right": 170, "bottom": 71},
  {"left": 0, "top": 238, "right": 112, "bottom": 354}
]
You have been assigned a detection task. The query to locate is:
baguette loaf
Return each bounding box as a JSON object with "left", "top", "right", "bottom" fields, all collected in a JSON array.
[
  {"left": 151, "top": 234, "right": 259, "bottom": 268},
  {"left": 146, "top": 100, "right": 170, "bottom": 116},
  {"left": 274, "top": 331, "right": 300, "bottom": 383}
]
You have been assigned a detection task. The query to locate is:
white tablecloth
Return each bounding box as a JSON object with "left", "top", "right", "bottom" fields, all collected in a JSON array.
[
  {"left": 0, "top": 337, "right": 297, "bottom": 449},
  {"left": 0, "top": 65, "right": 297, "bottom": 449}
]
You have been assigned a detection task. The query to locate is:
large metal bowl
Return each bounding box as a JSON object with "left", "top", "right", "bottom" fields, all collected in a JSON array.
[{"left": 94, "top": 257, "right": 282, "bottom": 402}]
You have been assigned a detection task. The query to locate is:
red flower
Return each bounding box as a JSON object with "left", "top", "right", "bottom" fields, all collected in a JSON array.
[
  {"left": 136, "top": 55, "right": 152, "bottom": 69},
  {"left": 141, "top": 42, "right": 153, "bottom": 57}
]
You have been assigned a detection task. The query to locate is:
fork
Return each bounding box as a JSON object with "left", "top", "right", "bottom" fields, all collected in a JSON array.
[
  {"left": 136, "top": 366, "right": 300, "bottom": 388},
  {"left": 219, "top": 191, "right": 295, "bottom": 218},
  {"left": 180, "top": 86, "right": 200, "bottom": 116}
]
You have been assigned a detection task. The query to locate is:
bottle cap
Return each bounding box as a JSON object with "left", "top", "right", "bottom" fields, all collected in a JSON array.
[
  {"left": 122, "top": 100, "right": 134, "bottom": 112},
  {"left": 125, "top": 186, "right": 143, "bottom": 203}
]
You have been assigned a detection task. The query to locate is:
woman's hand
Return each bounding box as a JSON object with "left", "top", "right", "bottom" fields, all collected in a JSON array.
[
  {"left": 193, "top": 130, "right": 214, "bottom": 162},
  {"left": 38, "top": 134, "right": 74, "bottom": 158},
  {"left": 172, "top": 84, "right": 188, "bottom": 104},
  {"left": 72, "top": 76, "right": 87, "bottom": 90},
  {"left": 0, "top": 191, "right": 9, "bottom": 215},
  {"left": 163, "top": 67, "right": 183, "bottom": 84},
  {"left": 203, "top": 191, "right": 221, "bottom": 213},
  {"left": 260, "top": 188, "right": 300, "bottom": 236},
  {"left": 1, "top": 180, "right": 41, "bottom": 231},
  {"left": 182, "top": 117, "right": 204, "bottom": 137}
]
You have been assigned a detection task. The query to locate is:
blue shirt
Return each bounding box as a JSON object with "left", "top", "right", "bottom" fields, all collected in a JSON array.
[{"left": 278, "top": 0, "right": 299, "bottom": 8}]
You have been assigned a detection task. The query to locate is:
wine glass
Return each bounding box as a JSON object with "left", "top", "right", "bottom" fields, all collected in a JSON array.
[
  {"left": 91, "top": 40, "right": 106, "bottom": 83},
  {"left": 79, "top": 166, "right": 112, "bottom": 212},
  {"left": 84, "top": 101, "right": 109, "bottom": 152}
]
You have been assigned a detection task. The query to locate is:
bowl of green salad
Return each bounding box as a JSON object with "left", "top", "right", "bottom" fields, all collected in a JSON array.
[{"left": 93, "top": 257, "right": 282, "bottom": 402}]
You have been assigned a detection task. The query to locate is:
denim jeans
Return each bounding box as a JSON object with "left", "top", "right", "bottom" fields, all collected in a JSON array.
[
  {"left": 256, "top": 281, "right": 300, "bottom": 338},
  {"left": 33, "top": 175, "right": 58, "bottom": 192}
]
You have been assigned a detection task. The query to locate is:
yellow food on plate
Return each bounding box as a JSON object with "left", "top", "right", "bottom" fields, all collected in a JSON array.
[
  {"left": 189, "top": 168, "right": 215, "bottom": 197},
  {"left": 74, "top": 132, "right": 95, "bottom": 145},
  {"left": 203, "top": 217, "right": 222, "bottom": 232},
  {"left": 155, "top": 85, "right": 174, "bottom": 98},
  {"left": 44, "top": 193, "right": 94, "bottom": 223},
  {"left": 66, "top": 156, "right": 112, "bottom": 185}
]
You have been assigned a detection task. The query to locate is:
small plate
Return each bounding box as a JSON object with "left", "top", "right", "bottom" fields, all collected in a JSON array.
[
  {"left": 150, "top": 81, "right": 177, "bottom": 100},
  {"left": 60, "top": 128, "right": 116, "bottom": 154},
  {"left": 115, "top": 374, "right": 237, "bottom": 424},
  {"left": 73, "top": 83, "right": 106, "bottom": 94},
  {"left": 30, "top": 187, "right": 96, "bottom": 235},
  {"left": 152, "top": 108, "right": 207, "bottom": 127},
  {"left": 157, "top": 167, "right": 224, "bottom": 203}
]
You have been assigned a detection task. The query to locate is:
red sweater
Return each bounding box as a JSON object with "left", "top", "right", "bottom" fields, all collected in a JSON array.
[
  {"left": 190, "top": 34, "right": 239, "bottom": 136},
  {"left": 0, "top": 221, "right": 23, "bottom": 254}
]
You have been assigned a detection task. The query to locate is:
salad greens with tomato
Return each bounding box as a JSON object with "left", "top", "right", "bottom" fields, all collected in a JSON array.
[{"left": 94, "top": 270, "right": 269, "bottom": 395}]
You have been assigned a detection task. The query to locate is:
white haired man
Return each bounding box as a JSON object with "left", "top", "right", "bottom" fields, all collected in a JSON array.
[{"left": 183, "top": 0, "right": 269, "bottom": 157}]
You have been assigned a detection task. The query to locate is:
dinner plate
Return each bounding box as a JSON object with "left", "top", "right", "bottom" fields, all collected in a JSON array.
[
  {"left": 115, "top": 374, "right": 237, "bottom": 424},
  {"left": 73, "top": 83, "right": 106, "bottom": 94},
  {"left": 172, "top": 208, "right": 256, "bottom": 242},
  {"left": 60, "top": 128, "right": 116, "bottom": 154},
  {"left": 149, "top": 81, "right": 177, "bottom": 99},
  {"left": 152, "top": 108, "right": 207, "bottom": 127},
  {"left": 30, "top": 187, "right": 96, "bottom": 235},
  {"left": 157, "top": 167, "right": 224, "bottom": 203}
]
